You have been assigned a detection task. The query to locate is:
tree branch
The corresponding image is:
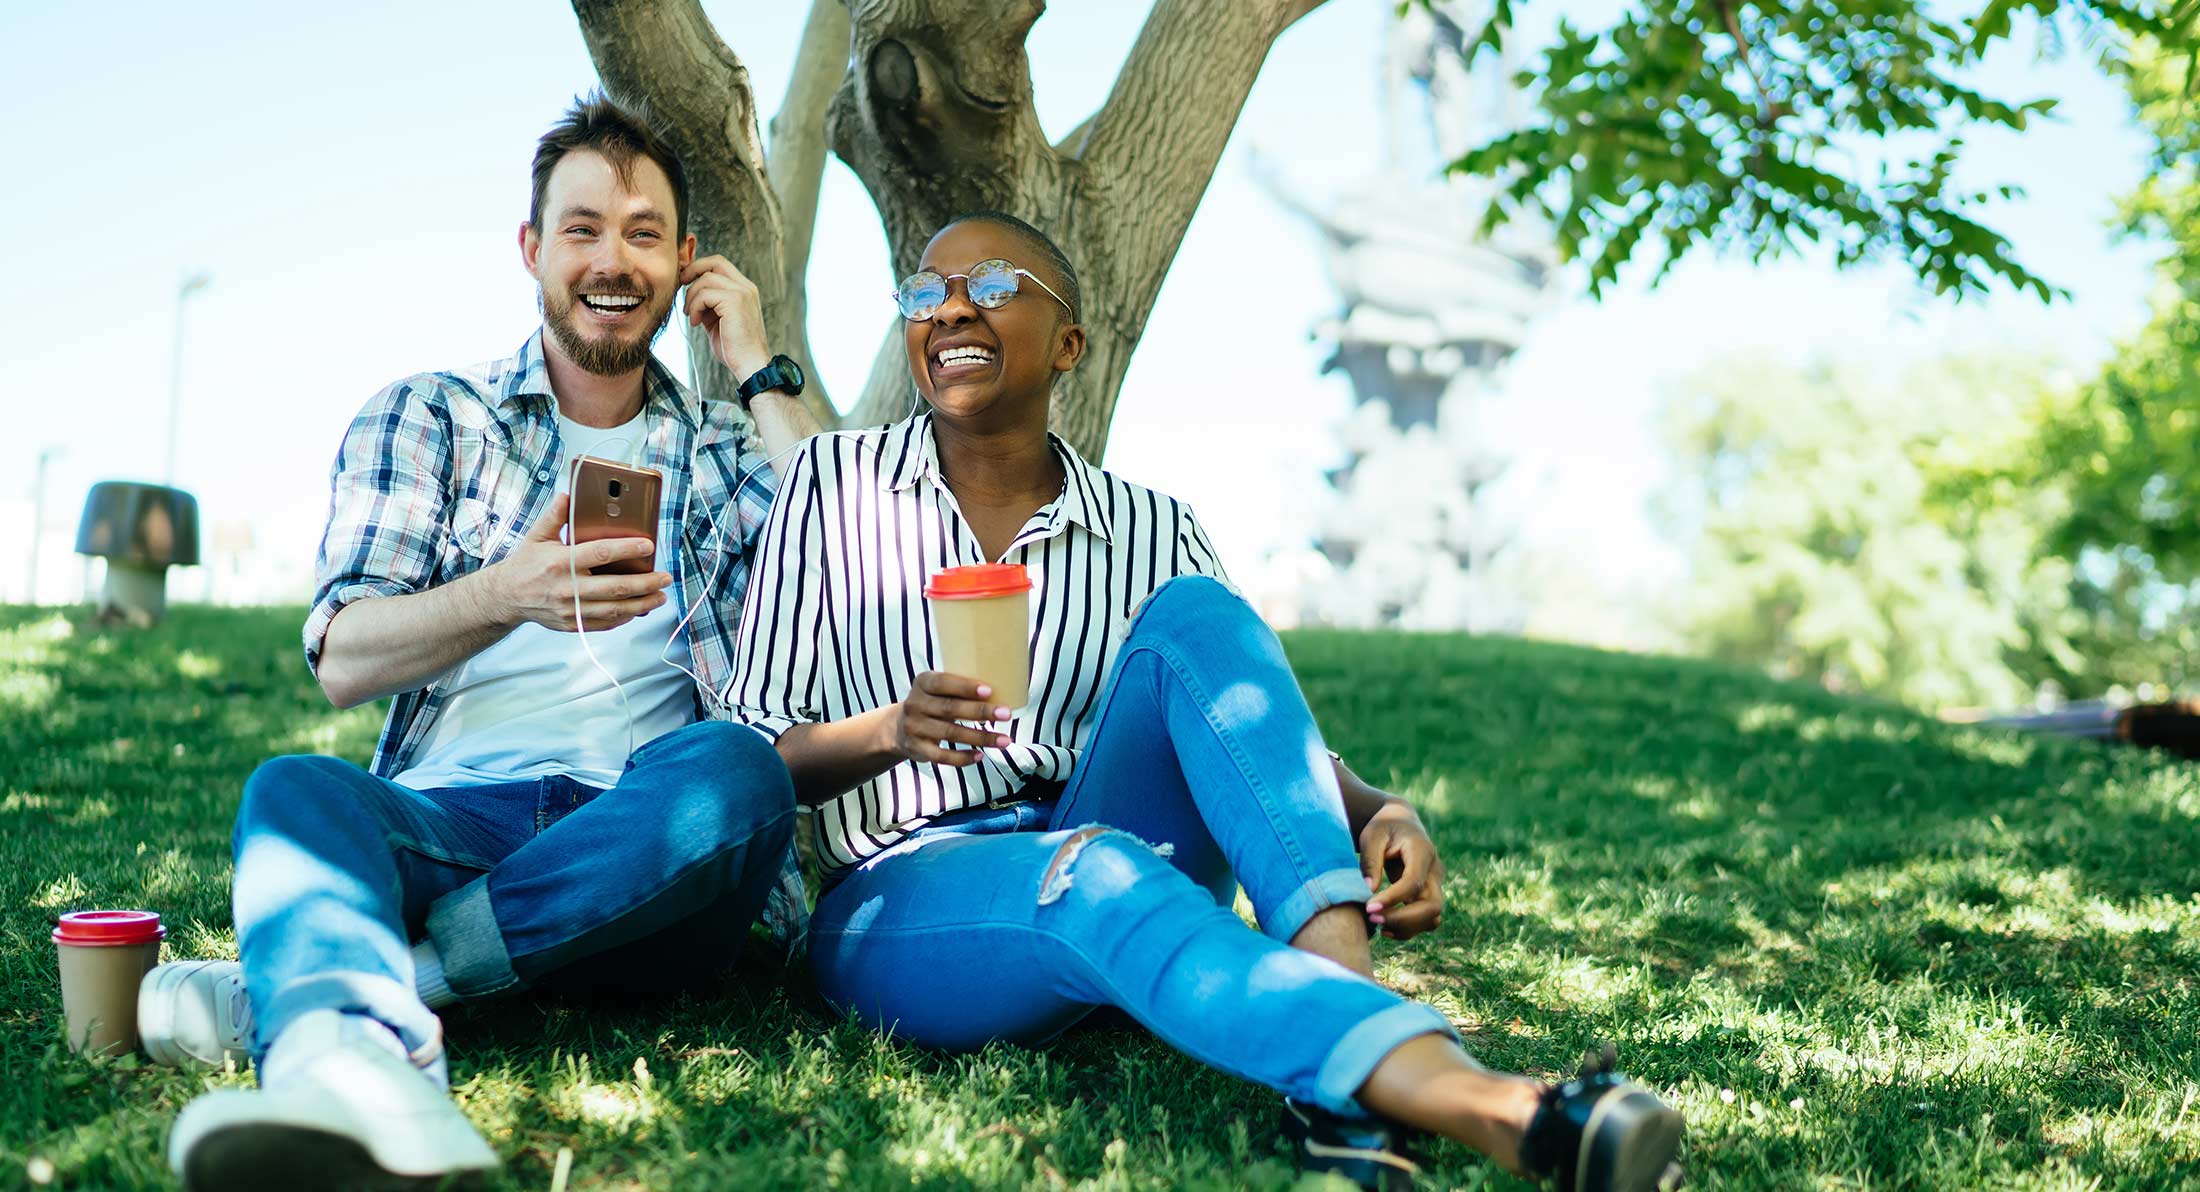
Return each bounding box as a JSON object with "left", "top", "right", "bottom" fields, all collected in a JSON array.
[
  {"left": 1075, "top": 0, "right": 1330, "bottom": 301},
  {"left": 574, "top": 0, "right": 839, "bottom": 423},
  {"left": 831, "top": 0, "right": 1329, "bottom": 456},
  {"left": 1714, "top": 0, "right": 1787, "bottom": 126},
  {"left": 828, "top": 0, "right": 1057, "bottom": 277},
  {"left": 573, "top": 0, "right": 774, "bottom": 246},
  {"left": 847, "top": 316, "right": 919, "bottom": 429},
  {"left": 767, "top": 0, "right": 854, "bottom": 423}
]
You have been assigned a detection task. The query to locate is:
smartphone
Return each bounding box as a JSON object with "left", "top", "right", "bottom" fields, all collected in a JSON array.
[{"left": 568, "top": 455, "right": 663, "bottom": 576}]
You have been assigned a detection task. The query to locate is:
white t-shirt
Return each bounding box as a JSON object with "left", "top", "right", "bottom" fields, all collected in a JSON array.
[{"left": 394, "top": 408, "right": 698, "bottom": 791}]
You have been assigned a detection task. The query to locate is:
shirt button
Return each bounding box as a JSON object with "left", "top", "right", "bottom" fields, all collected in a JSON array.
[{"left": 536, "top": 469, "right": 552, "bottom": 482}]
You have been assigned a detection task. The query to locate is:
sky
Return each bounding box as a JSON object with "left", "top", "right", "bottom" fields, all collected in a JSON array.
[{"left": 0, "top": 1, "right": 2167, "bottom": 635}]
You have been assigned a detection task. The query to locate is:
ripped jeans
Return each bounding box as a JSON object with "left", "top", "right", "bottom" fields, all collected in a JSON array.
[{"left": 807, "top": 575, "right": 1456, "bottom": 1114}]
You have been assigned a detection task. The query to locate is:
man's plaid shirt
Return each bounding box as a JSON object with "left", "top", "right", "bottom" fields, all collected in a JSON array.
[{"left": 304, "top": 331, "right": 806, "bottom": 948}]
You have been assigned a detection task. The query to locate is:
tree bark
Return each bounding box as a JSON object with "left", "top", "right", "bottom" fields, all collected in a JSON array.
[
  {"left": 766, "top": 0, "right": 852, "bottom": 417},
  {"left": 571, "top": 0, "right": 834, "bottom": 427},
  {"left": 578, "top": 0, "right": 1327, "bottom": 459}
]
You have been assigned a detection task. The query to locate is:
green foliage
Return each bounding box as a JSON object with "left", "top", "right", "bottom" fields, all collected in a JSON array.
[
  {"left": 1661, "top": 353, "right": 2085, "bottom": 708},
  {"left": 1416, "top": 0, "right": 2197, "bottom": 297},
  {"left": 1980, "top": 46, "right": 2200, "bottom": 690},
  {"left": 9, "top": 606, "right": 2200, "bottom": 1187}
]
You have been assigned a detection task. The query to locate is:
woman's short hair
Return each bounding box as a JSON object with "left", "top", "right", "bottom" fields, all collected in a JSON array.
[{"left": 946, "top": 209, "right": 1081, "bottom": 322}]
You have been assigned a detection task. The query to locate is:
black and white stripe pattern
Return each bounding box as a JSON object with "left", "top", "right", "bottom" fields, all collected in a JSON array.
[{"left": 725, "top": 413, "right": 1230, "bottom": 875}]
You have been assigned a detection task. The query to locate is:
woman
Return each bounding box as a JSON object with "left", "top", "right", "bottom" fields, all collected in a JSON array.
[{"left": 725, "top": 211, "right": 1684, "bottom": 1191}]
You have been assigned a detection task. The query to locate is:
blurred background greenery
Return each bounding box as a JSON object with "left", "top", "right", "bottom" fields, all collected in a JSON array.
[{"left": 1652, "top": 47, "right": 2200, "bottom": 710}]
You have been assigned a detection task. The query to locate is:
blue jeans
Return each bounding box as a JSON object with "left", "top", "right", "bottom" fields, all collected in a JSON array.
[
  {"left": 808, "top": 576, "right": 1456, "bottom": 1114},
  {"left": 231, "top": 719, "right": 795, "bottom": 1059}
]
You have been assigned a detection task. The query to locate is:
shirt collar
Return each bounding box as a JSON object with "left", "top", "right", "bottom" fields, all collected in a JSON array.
[
  {"left": 497, "top": 329, "right": 703, "bottom": 434},
  {"left": 1046, "top": 433, "right": 1115, "bottom": 544},
  {"left": 886, "top": 412, "right": 1114, "bottom": 544}
]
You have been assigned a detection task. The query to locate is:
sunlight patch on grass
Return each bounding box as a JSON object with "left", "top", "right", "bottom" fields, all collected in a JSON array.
[
  {"left": 2041, "top": 1085, "right": 2200, "bottom": 1165},
  {"left": 170, "top": 920, "right": 237, "bottom": 962},
  {"left": 1396, "top": 774, "right": 1456, "bottom": 816},
  {"left": 274, "top": 710, "right": 383, "bottom": 759},
  {"left": 1519, "top": 953, "right": 1650, "bottom": 1015},
  {"left": 30, "top": 873, "right": 90, "bottom": 909},
  {"left": 1943, "top": 727, "right": 2041, "bottom": 768},
  {"left": 59, "top": 797, "right": 116, "bottom": 824},
  {"left": 0, "top": 669, "right": 59, "bottom": 714},
  {"left": 454, "top": 1067, "right": 538, "bottom": 1148},
  {"left": 137, "top": 849, "right": 203, "bottom": 903},
  {"left": 2084, "top": 896, "right": 2182, "bottom": 935},
  {"left": 2095, "top": 766, "right": 2200, "bottom": 820},
  {"left": 1627, "top": 773, "right": 1732, "bottom": 821},
  {"left": 173, "top": 650, "right": 222, "bottom": 681},
  {"left": 1733, "top": 702, "right": 1800, "bottom": 733},
  {"left": 541, "top": 1055, "right": 668, "bottom": 1139},
  {"left": 0, "top": 611, "right": 74, "bottom": 656}
]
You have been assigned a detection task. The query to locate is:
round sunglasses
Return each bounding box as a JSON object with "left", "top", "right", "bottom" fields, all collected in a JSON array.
[{"left": 893, "top": 257, "right": 1072, "bottom": 322}]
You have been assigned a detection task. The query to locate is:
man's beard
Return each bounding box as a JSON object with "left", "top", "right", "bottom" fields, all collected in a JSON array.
[{"left": 541, "top": 283, "right": 675, "bottom": 377}]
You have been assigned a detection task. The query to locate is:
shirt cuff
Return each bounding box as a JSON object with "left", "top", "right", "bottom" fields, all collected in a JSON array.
[
  {"left": 303, "top": 578, "right": 413, "bottom": 677},
  {"left": 727, "top": 711, "right": 804, "bottom": 743}
]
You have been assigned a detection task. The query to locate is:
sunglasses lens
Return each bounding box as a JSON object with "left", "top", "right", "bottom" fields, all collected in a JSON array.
[
  {"left": 967, "top": 260, "right": 1019, "bottom": 309},
  {"left": 897, "top": 272, "right": 947, "bottom": 320}
]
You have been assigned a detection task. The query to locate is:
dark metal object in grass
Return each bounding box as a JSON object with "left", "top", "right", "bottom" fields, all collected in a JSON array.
[
  {"left": 1972, "top": 699, "right": 2200, "bottom": 761},
  {"left": 75, "top": 481, "right": 199, "bottom": 626},
  {"left": 2116, "top": 702, "right": 2200, "bottom": 761}
]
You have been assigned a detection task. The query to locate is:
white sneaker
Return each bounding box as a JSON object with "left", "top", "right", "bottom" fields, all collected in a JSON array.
[
  {"left": 139, "top": 960, "right": 253, "bottom": 1068},
  {"left": 168, "top": 1009, "right": 498, "bottom": 1190}
]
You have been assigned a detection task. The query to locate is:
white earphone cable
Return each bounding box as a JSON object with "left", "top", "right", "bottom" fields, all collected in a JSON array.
[{"left": 654, "top": 389, "right": 924, "bottom": 708}]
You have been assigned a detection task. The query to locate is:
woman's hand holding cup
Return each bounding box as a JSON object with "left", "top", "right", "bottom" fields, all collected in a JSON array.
[{"left": 888, "top": 672, "right": 1013, "bottom": 767}]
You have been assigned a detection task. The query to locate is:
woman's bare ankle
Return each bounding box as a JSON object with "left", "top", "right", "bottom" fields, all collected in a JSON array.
[
  {"left": 1288, "top": 903, "right": 1374, "bottom": 976},
  {"left": 1358, "top": 1036, "right": 1547, "bottom": 1174}
]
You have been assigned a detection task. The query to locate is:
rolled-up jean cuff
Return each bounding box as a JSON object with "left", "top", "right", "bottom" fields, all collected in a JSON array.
[
  {"left": 425, "top": 875, "right": 520, "bottom": 998},
  {"left": 260, "top": 971, "right": 442, "bottom": 1064},
  {"left": 1263, "top": 865, "right": 1376, "bottom": 943},
  {"left": 1312, "top": 1001, "right": 1460, "bottom": 1116}
]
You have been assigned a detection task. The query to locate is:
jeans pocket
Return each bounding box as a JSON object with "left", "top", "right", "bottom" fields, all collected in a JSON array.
[{"left": 533, "top": 775, "right": 601, "bottom": 834}]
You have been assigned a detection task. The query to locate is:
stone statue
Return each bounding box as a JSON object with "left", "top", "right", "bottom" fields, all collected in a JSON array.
[{"left": 1256, "top": 0, "right": 1557, "bottom": 632}]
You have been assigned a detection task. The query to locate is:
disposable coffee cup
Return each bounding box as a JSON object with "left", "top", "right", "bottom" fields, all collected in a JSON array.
[
  {"left": 53, "top": 910, "right": 164, "bottom": 1056},
  {"left": 926, "top": 563, "right": 1034, "bottom": 710}
]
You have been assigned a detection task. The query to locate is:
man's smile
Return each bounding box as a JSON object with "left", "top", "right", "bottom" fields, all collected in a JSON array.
[{"left": 577, "top": 291, "right": 646, "bottom": 326}]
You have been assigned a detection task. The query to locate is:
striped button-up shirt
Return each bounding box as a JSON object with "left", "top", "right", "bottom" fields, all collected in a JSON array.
[
  {"left": 305, "top": 331, "right": 807, "bottom": 945},
  {"left": 725, "top": 413, "right": 1230, "bottom": 876}
]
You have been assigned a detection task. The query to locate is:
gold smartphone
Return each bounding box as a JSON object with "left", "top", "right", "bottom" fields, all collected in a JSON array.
[{"left": 568, "top": 456, "right": 663, "bottom": 576}]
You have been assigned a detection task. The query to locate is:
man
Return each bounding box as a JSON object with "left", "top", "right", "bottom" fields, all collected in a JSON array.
[{"left": 148, "top": 93, "right": 821, "bottom": 1189}]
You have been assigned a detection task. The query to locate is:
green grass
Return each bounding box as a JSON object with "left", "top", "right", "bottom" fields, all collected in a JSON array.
[{"left": 5, "top": 605, "right": 2198, "bottom": 1190}]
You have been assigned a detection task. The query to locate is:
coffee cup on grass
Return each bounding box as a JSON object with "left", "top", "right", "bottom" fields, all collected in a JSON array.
[{"left": 53, "top": 909, "right": 165, "bottom": 1056}]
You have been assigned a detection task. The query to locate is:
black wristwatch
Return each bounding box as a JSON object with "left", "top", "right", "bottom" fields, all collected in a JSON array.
[{"left": 733, "top": 354, "right": 805, "bottom": 411}]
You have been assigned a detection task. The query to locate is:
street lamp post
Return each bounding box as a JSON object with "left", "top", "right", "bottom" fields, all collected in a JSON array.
[
  {"left": 28, "top": 446, "right": 61, "bottom": 604},
  {"left": 164, "top": 271, "right": 212, "bottom": 487}
]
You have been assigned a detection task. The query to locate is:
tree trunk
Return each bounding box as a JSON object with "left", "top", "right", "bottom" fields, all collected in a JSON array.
[
  {"left": 571, "top": 0, "right": 838, "bottom": 429},
  {"left": 576, "top": 0, "right": 1326, "bottom": 460}
]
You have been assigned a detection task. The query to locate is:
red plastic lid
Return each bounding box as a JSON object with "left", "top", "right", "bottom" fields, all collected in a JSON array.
[
  {"left": 924, "top": 563, "right": 1032, "bottom": 600},
  {"left": 52, "top": 910, "right": 165, "bottom": 947}
]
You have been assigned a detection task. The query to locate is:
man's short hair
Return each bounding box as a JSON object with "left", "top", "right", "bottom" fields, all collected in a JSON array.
[{"left": 530, "top": 91, "right": 689, "bottom": 241}]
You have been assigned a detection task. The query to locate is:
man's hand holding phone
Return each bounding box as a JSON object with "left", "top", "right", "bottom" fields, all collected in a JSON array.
[{"left": 483, "top": 493, "right": 671, "bottom": 633}]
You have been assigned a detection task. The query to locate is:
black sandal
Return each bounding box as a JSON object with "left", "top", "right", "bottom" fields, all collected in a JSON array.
[
  {"left": 1520, "top": 1044, "right": 1684, "bottom": 1192},
  {"left": 1279, "top": 1097, "right": 1424, "bottom": 1191}
]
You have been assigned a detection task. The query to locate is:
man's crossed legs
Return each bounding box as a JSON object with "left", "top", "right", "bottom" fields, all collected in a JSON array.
[{"left": 162, "top": 720, "right": 793, "bottom": 1189}]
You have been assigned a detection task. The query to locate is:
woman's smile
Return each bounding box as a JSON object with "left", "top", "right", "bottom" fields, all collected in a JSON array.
[{"left": 928, "top": 333, "right": 1002, "bottom": 385}]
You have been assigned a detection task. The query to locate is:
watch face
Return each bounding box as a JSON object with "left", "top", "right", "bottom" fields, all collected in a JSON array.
[{"left": 781, "top": 356, "right": 805, "bottom": 390}]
